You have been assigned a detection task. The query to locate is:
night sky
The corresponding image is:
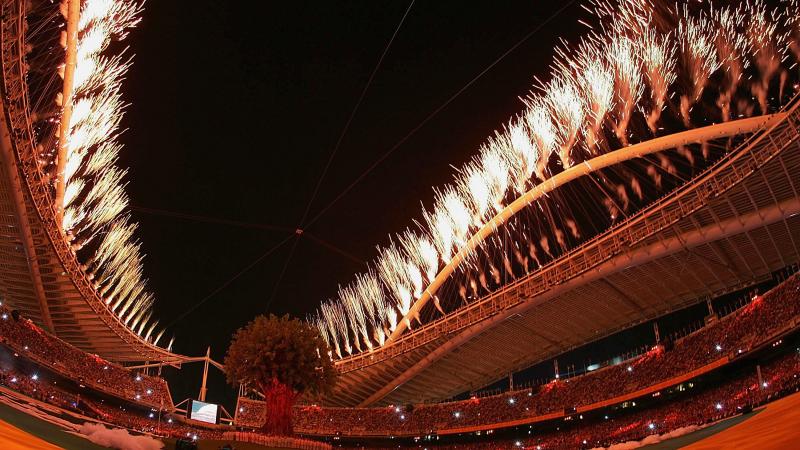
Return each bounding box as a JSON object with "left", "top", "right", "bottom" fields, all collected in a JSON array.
[{"left": 118, "top": 1, "right": 588, "bottom": 405}]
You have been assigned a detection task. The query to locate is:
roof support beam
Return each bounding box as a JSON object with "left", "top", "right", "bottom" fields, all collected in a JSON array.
[
  {"left": 0, "top": 103, "right": 54, "bottom": 332},
  {"left": 598, "top": 278, "right": 647, "bottom": 315}
]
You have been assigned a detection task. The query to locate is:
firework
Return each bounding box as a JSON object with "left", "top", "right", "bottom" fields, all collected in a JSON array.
[
  {"left": 376, "top": 243, "right": 413, "bottom": 317},
  {"left": 575, "top": 44, "right": 614, "bottom": 154},
  {"left": 457, "top": 160, "right": 494, "bottom": 225},
  {"left": 340, "top": 284, "right": 368, "bottom": 352},
  {"left": 639, "top": 28, "right": 676, "bottom": 132},
  {"left": 400, "top": 230, "right": 439, "bottom": 283},
  {"left": 361, "top": 272, "right": 390, "bottom": 345},
  {"left": 545, "top": 74, "right": 584, "bottom": 167},
  {"left": 609, "top": 35, "right": 643, "bottom": 144},
  {"left": 522, "top": 99, "right": 556, "bottom": 180},
  {"left": 746, "top": 0, "right": 785, "bottom": 113},
  {"left": 423, "top": 205, "right": 455, "bottom": 264},
  {"left": 678, "top": 7, "right": 720, "bottom": 127},
  {"left": 476, "top": 146, "right": 510, "bottom": 215},
  {"left": 713, "top": 6, "right": 750, "bottom": 121}
]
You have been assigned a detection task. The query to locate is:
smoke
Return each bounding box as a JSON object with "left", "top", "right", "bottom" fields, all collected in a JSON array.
[
  {"left": 590, "top": 425, "right": 703, "bottom": 450},
  {"left": 78, "top": 423, "right": 163, "bottom": 450}
]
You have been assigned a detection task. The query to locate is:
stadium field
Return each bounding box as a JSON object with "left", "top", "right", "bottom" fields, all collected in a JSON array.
[
  {"left": 641, "top": 390, "right": 800, "bottom": 450},
  {"left": 0, "top": 402, "right": 107, "bottom": 449}
]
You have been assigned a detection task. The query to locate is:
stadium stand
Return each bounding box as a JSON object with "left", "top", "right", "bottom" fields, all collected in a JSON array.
[
  {"left": 339, "top": 351, "right": 800, "bottom": 449},
  {"left": 0, "top": 307, "right": 173, "bottom": 409}
]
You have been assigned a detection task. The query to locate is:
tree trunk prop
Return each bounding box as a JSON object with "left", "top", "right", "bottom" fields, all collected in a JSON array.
[{"left": 259, "top": 378, "right": 298, "bottom": 436}]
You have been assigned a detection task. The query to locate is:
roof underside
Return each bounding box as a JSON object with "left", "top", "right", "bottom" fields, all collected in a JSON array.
[{"left": 327, "top": 111, "right": 800, "bottom": 407}]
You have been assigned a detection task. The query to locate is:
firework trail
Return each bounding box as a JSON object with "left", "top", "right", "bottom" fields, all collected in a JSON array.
[
  {"left": 545, "top": 74, "right": 584, "bottom": 167},
  {"left": 610, "top": 35, "right": 644, "bottom": 144},
  {"left": 400, "top": 230, "right": 439, "bottom": 283},
  {"left": 457, "top": 160, "right": 494, "bottom": 225},
  {"left": 640, "top": 28, "right": 676, "bottom": 132},
  {"left": 565, "top": 218, "right": 580, "bottom": 239},
  {"left": 340, "top": 284, "right": 368, "bottom": 352},
  {"left": 527, "top": 239, "right": 541, "bottom": 268},
  {"left": 746, "top": 0, "right": 785, "bottom": 113},
  {"left": 376, "top": 243, "right": 413, "bottom": 321},
  {"left": 788, "top": 0, "right": 800, "bottom": 60},
  {"left": 713, "top": 6, "right": 750, "bottom": 121},
  {"left": 522, "top": 99, "right": 557, "bottom": 180},
  {"left": 574, "top": 45, "right": 614, "bottom": 154},
  {"left": 678, "top": 7, "right": 719, "bottom": 127},
  {"left": 356, "top": 271, "right": 390, "bottom": 346}
]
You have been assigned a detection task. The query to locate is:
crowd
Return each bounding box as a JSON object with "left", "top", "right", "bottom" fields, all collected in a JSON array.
[
  {"left": 342, "top": 351, "right": 800, "bottom": 449},
  {"left": 221, "top": 431, "right": 331, "bottom": 449},
  {"left": 0, "top": 365, "right": 81, "bottom": 411},
  {"left": 235, "top": 273, "right": 800, "bottom": 437},
  {"left": 0, "top": 361, "right": 224, "bottom": 440},
  {"left": 0, "top": 306, "right": 172, "bottom": 409}
]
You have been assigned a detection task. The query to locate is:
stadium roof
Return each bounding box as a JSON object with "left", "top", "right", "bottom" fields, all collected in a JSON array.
[{"left": 326, "top": 103, "right": 800, "bottom": 407}]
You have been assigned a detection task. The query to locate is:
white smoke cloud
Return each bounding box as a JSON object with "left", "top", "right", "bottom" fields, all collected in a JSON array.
[
  {"left": 591, "top": 425, "right": 703, "bottom": 450},
  {"left": 78, "top": 422, "right": 163, "bottom": 450}
]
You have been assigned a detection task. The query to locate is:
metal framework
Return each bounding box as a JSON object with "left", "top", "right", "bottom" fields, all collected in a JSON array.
[
  {"left": 325, "top": 98, "right": 800, "bottom": 407},
  {"left": 0, "top": 0, "right": 180, "bottom": 362}
]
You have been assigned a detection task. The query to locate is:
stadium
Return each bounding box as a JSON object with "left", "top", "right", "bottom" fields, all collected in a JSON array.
[{"left": 1, "top": 0, "right": 800, "bottom": 449}]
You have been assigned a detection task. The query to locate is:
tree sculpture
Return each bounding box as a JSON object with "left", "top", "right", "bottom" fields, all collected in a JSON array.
[{"left": 224, "top": 314, "right": 337, "bottom": 435}]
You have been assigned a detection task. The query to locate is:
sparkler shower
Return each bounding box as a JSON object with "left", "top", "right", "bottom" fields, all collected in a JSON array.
[
  {"left": 28, "top": 0, "right": 168, "bottom": 348},
  {"left": 312, "top": 0, "right": 800, "bottom": 359}
]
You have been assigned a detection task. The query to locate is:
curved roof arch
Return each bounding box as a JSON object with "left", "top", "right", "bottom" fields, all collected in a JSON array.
[{"left": 378, "top": 113, "right": 784, "bottom": 344}]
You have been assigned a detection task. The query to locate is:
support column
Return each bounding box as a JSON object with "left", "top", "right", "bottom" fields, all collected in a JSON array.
[
  {"left": 199, "top": 347, "right": 211, "bottom": 401},
  {"left": 757, "top": 364, "right": 764, "bottom": 388},
  {"left": 54, "top": 0, "right": 81, "bottom": 224},
  {"left": 0, "top": 101, "right": 55, "bottom": 332}
]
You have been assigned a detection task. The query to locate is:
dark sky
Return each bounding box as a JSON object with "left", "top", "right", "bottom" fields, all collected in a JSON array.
[{"left": 118, "top": 1, "right": 588, "bottom": 405}]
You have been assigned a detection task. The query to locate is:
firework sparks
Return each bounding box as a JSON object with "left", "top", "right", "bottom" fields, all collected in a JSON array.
[
  {"left": 400, "top": 230, "right": 439, "bottom": 283},
  {"left": 545, "top": 74, "right": 584, "bottom": 167},
  {"left": 523, "top": 99, "right": 556, "bottom": 180},
  {"left": 713, "top": 6, "right": 750, "bottom": 121},
  {"left": 678, "top": 7, "right": 720, "bottom": 126},
  {"left": 575, "top": 45, "right": 614, "bottom": 154},
  {"left": 340, "top": 284, "right": 368, "bottom": 352},
  {"left": 610, "top": 35, "right": 643, "bottom": 144},
  {"left": 639, "top": 28, "right": 676, "bottom": 132},
  {"left": 376, "top": 243, "right": 413, "bottom": 318},
  {"left": 746, "top": 0, "right": 785, "bottom": 113}
]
